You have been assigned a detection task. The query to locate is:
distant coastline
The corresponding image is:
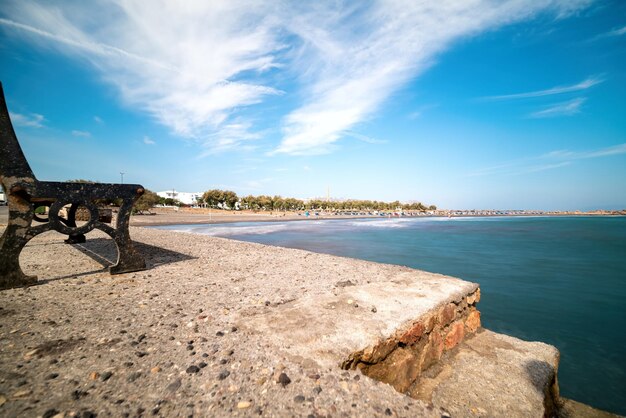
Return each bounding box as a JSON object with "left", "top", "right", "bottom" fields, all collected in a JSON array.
[{"left": 129, "top": 207, "right": 626, "bottom": 227}]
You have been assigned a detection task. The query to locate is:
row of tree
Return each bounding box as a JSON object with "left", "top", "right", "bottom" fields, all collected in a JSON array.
[
  {"left": 65, "top": 182, "right": 437, "bottom": 213},
  {"left": 200, "top": 189, "right": 436, "bottom": 212}
]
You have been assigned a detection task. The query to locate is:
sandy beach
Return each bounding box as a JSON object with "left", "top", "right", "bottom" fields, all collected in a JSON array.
[
  {"left": 127, "top": 207, "right": 626, "bottom": 228},
  {"left": 128, "top": 207, "right": 403, "bottom": 227}
]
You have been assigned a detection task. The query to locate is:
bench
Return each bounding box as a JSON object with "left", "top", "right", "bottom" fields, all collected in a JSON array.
[{"left": 0, "top": 83, "right": 146, "bottom": 290}]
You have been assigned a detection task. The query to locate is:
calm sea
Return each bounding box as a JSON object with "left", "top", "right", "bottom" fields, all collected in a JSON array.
[{"left": 153, "top": 216, "right": 626, "bottom": 414}]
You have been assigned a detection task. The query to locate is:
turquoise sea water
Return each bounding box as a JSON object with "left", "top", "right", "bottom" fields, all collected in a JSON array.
[{"left": 154, "top": 216, "right": 626, "bottom": 414}]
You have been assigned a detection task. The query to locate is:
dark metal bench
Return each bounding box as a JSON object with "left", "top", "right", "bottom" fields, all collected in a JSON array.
[{"left": 0, "top": 83, "right": 146, "bottom": 290}]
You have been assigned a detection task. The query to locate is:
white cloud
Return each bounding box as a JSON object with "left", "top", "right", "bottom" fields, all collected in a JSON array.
[
  {"left": 482, "top": 76, "right": 603, "bottom": 100},
  {"left": 607, "top": 25, "right": 626, "bottom": 37},
  {"left": 1, "top": 1, "right": 282, "bottom": 148},
  {"left": 71, "top": 130, "right": 91, "bottom": 138},
  {"left": 9, "top": 111, "right": 44, "bottom": 128},
  {"left": 529, "top": 98, "right": 585, "bottom": 118},
  {"left": 407, "top": 104, "right": 438, "bottom": 120},
  {"left": 541, "top": 143, "right": 626, "bottom": 160},
  {"left": 344, "top": 131, "right": 388, "bottom": 145},
  {"left": 143, "top": 136, "right": 155, "bottom": 145},
  {"left": 1, "top": 0, "right": 593, "bottom": 155},
  {"left": 274, "top": 0, "right": 593, "bottom": 155},
  {"left": 230, "top": 165, "right": 258, "bottom": 174},
  {"left": 470, "top": 142, "right": 626, "bottom": 177},
  {"left": 93, "top": 116, "right": 104, "bottom": 124},
  {"left": 198, "top": 121, "right": 262, "bottom": 157},
  {"left": 521, "top": 161, "right": 572, "bottom": 174},
  {"left": 589, "top": 25, "right": 626, "bottom": 41},
  {"left": 244, "top": 177, "right": 274, "bottom": 190}
]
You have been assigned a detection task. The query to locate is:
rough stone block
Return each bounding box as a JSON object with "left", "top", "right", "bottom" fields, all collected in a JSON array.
[
  {"left": 444, "top": 321, "right": 465, "bottom": 350},
  {"left": 360, "top": 338, "right": 397, "bottom": 364},
  {"left": 424, "top": 314, "right": 437, "bottom": 333},
  {"left": 465, "top": 309, "right": 481, "bottom": 333},
  {"left": 420, "top": 331, "right": 444, "bottom": 371},
  {"left": 467, "top": 288, "right": 481, "bottom": 305},
  {"left": 440, "top": 303, "right": 457, "bottom": 325},
  {"left": 367, "top": 347, "right": 420, "bottom": 394},
  {"left": 399, "top": 322, "right": 425, "bottom": 345}
]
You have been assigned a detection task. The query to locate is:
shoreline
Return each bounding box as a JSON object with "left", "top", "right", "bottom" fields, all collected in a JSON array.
[
  {"left": 130, "top": 209, "right": 626, "bottom": 227},
  {"left": 1, "top": 206, "right": 621, "bottom": 228}
]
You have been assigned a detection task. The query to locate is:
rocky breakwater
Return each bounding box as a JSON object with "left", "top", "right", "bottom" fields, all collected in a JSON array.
[
  {"left": 341, "top": 288, "right": 482, "bottom": 395},
  {"left": 238, "top": 271, "right": 566, "bottom": 417}
]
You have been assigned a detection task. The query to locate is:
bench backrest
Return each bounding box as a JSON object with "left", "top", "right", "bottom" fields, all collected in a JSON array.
[{"left": 0, "top": 83, "right": 36, "bottom": 181}]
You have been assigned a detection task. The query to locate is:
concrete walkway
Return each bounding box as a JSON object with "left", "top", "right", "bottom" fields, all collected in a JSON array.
[{"left": 0, "top": 227, "right": 611, "bottom": 417}]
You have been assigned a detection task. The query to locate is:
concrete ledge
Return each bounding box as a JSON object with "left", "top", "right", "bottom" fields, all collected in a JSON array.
[
  {"left": 344, "top": 288, "right": 480, "bottom": 395},
  {"left": 419, "top": 330, "right": 561, "bottom": 417},
  {"left": 238, "top": 273, "right": 481, "bottom": 396}
]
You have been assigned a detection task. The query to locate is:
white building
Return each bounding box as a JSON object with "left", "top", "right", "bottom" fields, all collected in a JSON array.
[{"left": 157, "top": 190, "right": 202, "bottom": 206}]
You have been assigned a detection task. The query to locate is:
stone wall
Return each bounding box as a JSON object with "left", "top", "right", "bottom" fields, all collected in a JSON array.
[{"left": 342, "top": 288, "right": 481, "bottom": 395}]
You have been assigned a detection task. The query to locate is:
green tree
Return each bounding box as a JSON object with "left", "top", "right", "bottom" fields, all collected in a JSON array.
[
  {"left": 255, "top": 195, "right": 271, "bottom": 211},
  {"left": 159, "top": 197, "right": 181, "bottom": 206},
  {"left": 222, "top": 190, "right": 239, "bottom": 209},
  {"left": 272, "top": 195, "right": 286, "bottom": 211},
  {"left": 134, "top": 190, "right": 160, "bottom": 214},
  {"left": 202, "top": 189, "right": 238, "bottom": 209},
  {"left": 202, "top": 189, "right": 223, "bottom": 208},
  {"left": 201, "top": 189, "right": 437, "bottom": 214},
  {"left": 240, "top": 195, "right": 254, "bottom": 210}
]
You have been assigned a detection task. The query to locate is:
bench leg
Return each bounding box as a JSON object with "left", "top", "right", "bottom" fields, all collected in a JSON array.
[
  {"left": 0, "top": 196, "right": 38, "bottom": 290},
  {"left": 109, "top": 238, "right": 146, "bottom": 274},
  {"left": 63, "top": 203, "right": 86, "bottom": 244},
  {"left": 108, "top": 199, "right": 145, "bottom": 274}
]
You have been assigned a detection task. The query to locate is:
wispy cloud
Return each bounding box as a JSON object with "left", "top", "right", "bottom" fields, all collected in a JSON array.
[
  {"left": 588, "top": 25, "right": 626, "bottom": 42},
  {"left": 529, "top": 98, "right": 585, "bottom": 118},
  {"left": 1, "top": 0, "right": 593, "bottom": 155},
  {"left": 343, "top": 131, "right": 388, "bottom": 145},
  {"left": 481, "top": 76, "right": 603, "bottom": 101},
  {"left": 143, "top": 136, "right": 155, "bottom": 145},
  {"left": 606, "top": 25, "right": 626, "bottom": 37},
  {"left": 9, "top": 111, "right": 44, "bottom": 128},
  {"left": 522, "top": 161, "right": 572, "bottom": 174},
  {"left": 230, "top": 165, "right": 258, "bottom": 174},
  {"left": 198, "top": 122, "right": 262, "bottom": 157},
  {"left": 0, "top": 17, "right": 174, "bottom": 71},
  {"left": 408, "top": 104, "right": 439, "bottom": 120},
  {"left": 93, "top": 116, "right": 104, "bottom": 124},
  {"left": 71, "top": 130, "right": 91, "bottom": 138},
  {"left": 541, "top": 143, "right": 626, "bottom": 160},
  {"left": 1, "top": 1, "right": 282, "bottom": 151},
  {"left": 274, "top": 1, "right": 592, "bottom": 155},
  {"left": 469, "top": 143, "right": 626, "bottom": 177},
  {"left": 242, "top": 177, "right": 274, "bottom": 190}
]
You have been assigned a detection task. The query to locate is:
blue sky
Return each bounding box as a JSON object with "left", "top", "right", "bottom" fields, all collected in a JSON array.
[{"left": 1, "top": 0, "right": 625, "bottom": 210}]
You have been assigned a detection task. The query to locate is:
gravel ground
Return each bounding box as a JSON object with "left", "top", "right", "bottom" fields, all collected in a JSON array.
[{"left": 0, "top": 227, "right": 446, "bottom": 418}]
